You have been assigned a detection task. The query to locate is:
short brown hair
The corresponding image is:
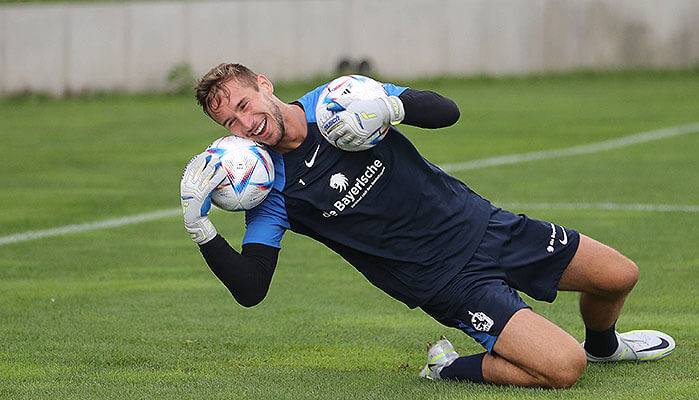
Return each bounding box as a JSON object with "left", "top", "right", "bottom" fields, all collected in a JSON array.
[{"left": 195, "top": 63, "right": 259, "bottom": 117}]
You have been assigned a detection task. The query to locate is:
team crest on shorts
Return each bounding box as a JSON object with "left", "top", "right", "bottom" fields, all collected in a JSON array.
[{"left": 469, "top": 311, "right": 494, "bottom": 332}]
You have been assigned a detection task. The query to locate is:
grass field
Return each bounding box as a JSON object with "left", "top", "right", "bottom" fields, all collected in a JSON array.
[{"left": 1, "top": 70, "right": 698, "bottom": 399}]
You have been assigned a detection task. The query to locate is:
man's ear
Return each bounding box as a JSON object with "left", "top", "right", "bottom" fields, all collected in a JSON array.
[{"left": 257, "top": 74, "right": 274, "bottom": 94}]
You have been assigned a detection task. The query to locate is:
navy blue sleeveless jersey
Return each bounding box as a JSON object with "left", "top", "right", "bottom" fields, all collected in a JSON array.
[{"left": 242, "top": 81, "right": 492, "bottom": 308}]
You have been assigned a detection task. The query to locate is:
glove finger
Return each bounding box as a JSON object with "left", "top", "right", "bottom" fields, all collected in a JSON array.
[
  {"left": 325, "top": 121, "right": 348, "bottom": 142},
  {"left": 351, "top": 136, "right": 366, "bottom": 147},
  {"left": 182, "top": 153, "right": 208, "bottom": 192},
  {"left": 337, "top": 132, "right": 357, "bottom": 146},
  {"left": 183, "top": 154, "right": 202, "bottom": 181},
  {"left": 186, "top": 152, "right": 213, "bottom": 187},
  {"left": 195, "top": 154, "right": 213, "bottom": 180},
  {"left": 205, "top": 163, "right": 228, "bottom": 191},
  {"left": 200, "top": 163, "right": 226, "bottom": 216},
  {"left": 200, "top": 156, "right": 223, "bottom": 187}
]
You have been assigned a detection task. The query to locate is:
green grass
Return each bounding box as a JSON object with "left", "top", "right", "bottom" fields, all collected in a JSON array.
[{"left": 1, "top": 71, "right": 698, "bottom": 399}]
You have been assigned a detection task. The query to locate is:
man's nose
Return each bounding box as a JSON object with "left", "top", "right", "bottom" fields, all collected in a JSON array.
[{"left": 238, "top": 114, "right": 254, "bottom": 133}]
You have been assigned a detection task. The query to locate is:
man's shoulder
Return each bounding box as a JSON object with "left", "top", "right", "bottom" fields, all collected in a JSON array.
[{"left": 295, "top": 83, "right": 327, "bottom": 124}]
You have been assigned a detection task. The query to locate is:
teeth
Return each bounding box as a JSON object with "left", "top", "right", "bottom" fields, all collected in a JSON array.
[{"left": 253, "top": 118, "right": 266, "bottom": 136}]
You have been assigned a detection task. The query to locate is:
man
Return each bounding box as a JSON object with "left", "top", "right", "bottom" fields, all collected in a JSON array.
[{"left": 180, "top": 63, "right": 675, "bottom": 388}]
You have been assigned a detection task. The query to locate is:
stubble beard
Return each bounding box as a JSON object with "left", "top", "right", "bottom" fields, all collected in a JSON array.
[{"left": 264, "top": 95, "right": 286, "bottom": 147}]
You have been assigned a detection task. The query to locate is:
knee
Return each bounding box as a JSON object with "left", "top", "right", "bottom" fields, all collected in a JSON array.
[
  {"left": 542, "top": 345, "right": 587, "bottom": 389},
  {"left": 593, "top": 253, "right": 639, "bottom": 298},
  {"left": 609, "top": 256, "right": 639, "bottom": 296}
]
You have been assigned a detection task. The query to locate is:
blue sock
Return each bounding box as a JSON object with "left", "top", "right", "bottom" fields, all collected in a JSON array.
[
  {"left": 584, "top": 323, "right": 618, "bottom": 357},
  {"left": 438, "top": 352, "right": 486, "bottom": 383}
]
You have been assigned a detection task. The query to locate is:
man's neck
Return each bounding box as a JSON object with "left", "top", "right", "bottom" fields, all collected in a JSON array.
[{"left": 270, "top": 103, "right": 308, "bottom": 154}]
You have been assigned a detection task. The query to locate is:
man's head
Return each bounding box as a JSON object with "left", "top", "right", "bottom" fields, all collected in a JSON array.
[
  {"left": 195, "top": 63, "right": 286, "bottom": 148},
  {"left": 195, "top": 63, "right": 258, "bottom": 118}
]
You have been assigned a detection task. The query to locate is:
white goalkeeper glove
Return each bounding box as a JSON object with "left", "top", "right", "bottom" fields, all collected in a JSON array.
[
  {"left": 180, "top": 151, "right": 227, "bottom": 245},
  {"left": 324, "top": 95, "right": 405, "bottom": 152}
]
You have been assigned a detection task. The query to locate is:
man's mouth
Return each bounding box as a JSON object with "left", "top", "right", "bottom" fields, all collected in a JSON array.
[{"left": 251, "top": 117, "right": 266, "bottom": 137}]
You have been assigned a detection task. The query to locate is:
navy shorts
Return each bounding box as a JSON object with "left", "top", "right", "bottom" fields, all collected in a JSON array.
[{"left": 420, "top": 206, "right": 580, "bottom": 353}]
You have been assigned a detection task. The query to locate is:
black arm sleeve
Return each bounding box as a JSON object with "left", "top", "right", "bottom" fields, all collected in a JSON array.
[
  {"left": 198, "top": 234, "right": 280, "bottom": 307},
  {"left": 399, "top": 88, "right": 460, "bottom": 129}
]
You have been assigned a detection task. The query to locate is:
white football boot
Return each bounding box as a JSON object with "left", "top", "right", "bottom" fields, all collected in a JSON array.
[
  {"left": 419, "top": 336, "right": 460, "bottom": 380},
  {"left": 584, "top": 330, "right": 676, "bottom": 362}
]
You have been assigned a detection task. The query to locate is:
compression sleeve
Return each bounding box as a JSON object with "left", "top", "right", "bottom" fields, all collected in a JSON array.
[
  {"left": 198, "top": 234, "right": 280, "bottom": 307},
  {"left": 399, "top": 88, "right": 460, "bottom": 128}
]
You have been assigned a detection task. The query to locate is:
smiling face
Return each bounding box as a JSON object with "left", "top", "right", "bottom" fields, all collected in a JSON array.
[
  {"left": 196, "top": 63, "right": 307, "bottom": 153},
  {"left": 205, "top": 76, "right": 287, "bottom": 148}
]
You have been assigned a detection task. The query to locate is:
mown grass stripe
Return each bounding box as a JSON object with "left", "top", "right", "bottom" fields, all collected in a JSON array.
[{"left": 1, "top": 122, "right": 697, "bottom": 246}]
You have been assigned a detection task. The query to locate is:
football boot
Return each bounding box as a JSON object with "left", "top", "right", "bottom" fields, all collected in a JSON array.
[
  {"left": 419, "top": 336, "right": 460, "bottom": 380},
  {"left": 584, "top": 330, "right": 675, "bottom": 362}
]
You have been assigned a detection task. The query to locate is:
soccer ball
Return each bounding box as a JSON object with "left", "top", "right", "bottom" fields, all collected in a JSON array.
[
  {"left": 315, "top": 75, "right": 390, "bottom": 151},
  {"left": 206, "top": 136, "right": 274, "bottom": 211}
]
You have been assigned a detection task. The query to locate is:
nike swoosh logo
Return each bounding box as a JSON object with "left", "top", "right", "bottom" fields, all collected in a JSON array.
[
  {"left": 638, "top": 338, "right": 670, "bottom": 352},
  {"left": 559, "top": 227, "right": 568, "bottom": 245},
  {"left": 305, "top": 144, "right": 320, "bottom": 168}
]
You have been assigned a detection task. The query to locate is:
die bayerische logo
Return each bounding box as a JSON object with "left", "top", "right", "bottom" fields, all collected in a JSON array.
[
  {"left": 322, "top": 159, "right": 386, "bottom": 218},
  {"left": 329, "top": 173, "right": 349, "bottom": 192}
]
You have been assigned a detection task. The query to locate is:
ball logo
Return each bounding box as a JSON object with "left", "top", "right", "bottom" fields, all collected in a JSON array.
[
  {"left": 469, "top": 311, "right": 494, "bottom": 332},
  {"left": 329, "top": 173, "right": 349, "bottom": 192}
]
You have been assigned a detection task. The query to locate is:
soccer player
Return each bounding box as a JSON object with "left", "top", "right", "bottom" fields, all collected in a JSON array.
[{"left": 180, "top": 63, "right": 675, "bottom": 388}]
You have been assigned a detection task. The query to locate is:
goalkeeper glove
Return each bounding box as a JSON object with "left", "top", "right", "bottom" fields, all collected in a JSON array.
[
  {"left": 180, "top": 151, "right": 227, "bottom": 245},
  {"left": 324, "top": 95, "right": 405, "bottom": 152}
]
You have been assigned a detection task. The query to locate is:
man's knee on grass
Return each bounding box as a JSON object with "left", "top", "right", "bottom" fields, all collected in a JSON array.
[{"left": 539, "top": 345, "right": 587, "bottom": 388}]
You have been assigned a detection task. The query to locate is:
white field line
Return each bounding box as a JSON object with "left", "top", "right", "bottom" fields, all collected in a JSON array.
[
  {"left": 440, "top": 122, "right": 699, "bottom": 172},
  {"left": 0, "top": 208, "right": 181, "bottom": 246},
  {"left": 1, "top": 122, "right": 698, "bottom": 246},
  {"left": 498, "top": 202, "right": 699, "bottom": 213}
]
